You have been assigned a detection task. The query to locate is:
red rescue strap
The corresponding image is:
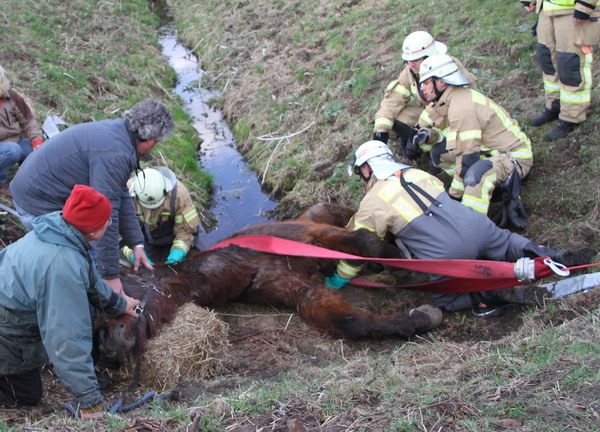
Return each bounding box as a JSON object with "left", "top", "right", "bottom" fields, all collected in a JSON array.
[{"left": 208, "top": 235, "right": 580, "bottom": 293}]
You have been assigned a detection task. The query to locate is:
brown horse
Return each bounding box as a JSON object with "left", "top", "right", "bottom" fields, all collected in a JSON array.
[{"left": 94, "top": 203, "right": 442, "bottom": 368}]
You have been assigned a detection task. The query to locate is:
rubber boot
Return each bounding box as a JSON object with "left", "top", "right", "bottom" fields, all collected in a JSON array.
[
  {"left": 545, "top": 120, "right": 578, "bottom": 142},
  {"left": 530, "top": 100, "right": 559, "bottom": 127}
]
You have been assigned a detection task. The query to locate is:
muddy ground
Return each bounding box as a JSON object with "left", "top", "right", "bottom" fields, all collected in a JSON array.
[{"left": 1, "top": 256, "right": 598, "bottom": 431}]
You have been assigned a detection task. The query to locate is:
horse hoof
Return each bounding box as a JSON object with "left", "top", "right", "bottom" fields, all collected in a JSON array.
[{"left": 409, "top": 305, "right": 443, "bottom": 332}]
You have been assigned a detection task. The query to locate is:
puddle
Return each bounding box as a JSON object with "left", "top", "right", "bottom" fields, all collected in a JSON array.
[{"left": 155, "top": 6, "right": 276, "bottom": 248}]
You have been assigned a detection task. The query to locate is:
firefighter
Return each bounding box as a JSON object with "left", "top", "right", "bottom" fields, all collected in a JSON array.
[
  {"left": 521, "top": 0, "right": 600, "bottom": 141},
  {"left": 407, "top": 54, "right": 533, "bottom": 229},
  {"left": 122, "top": 166, "right": 200, "bottom": 264},
  {"left": 324, "top": 141, "right": 596, "bottom": 312},
  {"left": 372, "top": 31, "right": 476, "bottom": 155}
]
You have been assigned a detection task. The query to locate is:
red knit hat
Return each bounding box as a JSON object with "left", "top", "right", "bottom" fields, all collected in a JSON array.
[{"left": 63, "top": 185, "right": 112, "bottom": 233}]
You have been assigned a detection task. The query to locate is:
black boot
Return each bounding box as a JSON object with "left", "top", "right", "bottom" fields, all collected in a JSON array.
[
  {"left": 530, "top": 100, "right": 560, "bottom": 127},
  {"left": 545, "top": 120, "right": 578, "bottom": 141}
]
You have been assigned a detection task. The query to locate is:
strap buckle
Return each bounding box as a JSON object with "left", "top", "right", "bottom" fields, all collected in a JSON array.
[{"left": 543, "top": 257, "right": 570, "bottom": 277}]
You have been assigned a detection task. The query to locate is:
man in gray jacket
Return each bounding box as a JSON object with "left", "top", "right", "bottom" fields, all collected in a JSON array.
[
  {"left": 0, "top": 185, "right": 139, "bottom": 418},
  {"left": 10, "top": 99, "right": 174, "bottom": 296}
]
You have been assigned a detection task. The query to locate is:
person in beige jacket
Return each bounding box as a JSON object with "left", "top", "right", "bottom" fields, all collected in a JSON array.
[
  {"left": 521, "top": 0, "right": 600, "bottom": 141},
  {"left": 124, "top": 166, "right": 200, "bottom": 264},
  {"left": 372, "top": 31, "right": 476, "bottom": 156},
  {"left": 408, "top": 54, "right": 533, "bottom": 228}
]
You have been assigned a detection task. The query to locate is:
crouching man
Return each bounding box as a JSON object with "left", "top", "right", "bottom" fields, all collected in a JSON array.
[
  {"left": 0, "top": 185, "right": 139, "bottom": 419},
  {"left": 325, "top": 141, "right": 596, "bottom": 312}
]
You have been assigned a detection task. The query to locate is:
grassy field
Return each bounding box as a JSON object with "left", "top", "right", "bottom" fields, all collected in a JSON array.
[{"left": 1, "top": 0, "right": 599, "bottom": 430}]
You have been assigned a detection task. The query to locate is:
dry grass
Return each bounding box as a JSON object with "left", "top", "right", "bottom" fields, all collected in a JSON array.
[{"left": 141, "top": 304, "right": 230, "bottom": 391}]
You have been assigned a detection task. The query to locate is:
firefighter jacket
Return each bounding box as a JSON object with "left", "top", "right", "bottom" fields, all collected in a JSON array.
[
  {"left": 131, "top": 180, "right": 200, "bottom": 253},
  {"left": 373, "top": 56, "right": 477, "bottom": 133},
  {"left": 335, "top": 169, "right": 446, "bottom": 279},
  {"left": 0, "top": 89, "right": 43, "bottom": 144},
  {"left": 521, "top": 0, "right": 599, "bottom": 18},
  {"left": 417, "top": 86, "right": 532, "bottom": 199}
]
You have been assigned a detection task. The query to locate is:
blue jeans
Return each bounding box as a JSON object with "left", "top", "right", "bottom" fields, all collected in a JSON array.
[{"left": 0, "top": 137, "right": 33, "bottom": 183}]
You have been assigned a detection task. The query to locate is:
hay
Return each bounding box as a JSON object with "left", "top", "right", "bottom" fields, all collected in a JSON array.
[{"left": 140, "top": 303, "right": 230, "bottom": 390}]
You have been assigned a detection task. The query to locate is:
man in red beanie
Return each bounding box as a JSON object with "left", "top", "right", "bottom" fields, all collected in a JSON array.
[{"left": 0, "top": 185, "right": 140, "bottom": 419}]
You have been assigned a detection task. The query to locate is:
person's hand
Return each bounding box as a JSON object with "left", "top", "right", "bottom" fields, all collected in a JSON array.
[
  {"left": 132, "top": 245, "right": 154, "bottom": 270},
  {"left": 429, "top": 139, "right": 448, "bottom": 167},
  {"left": 324, "top": 273, "right": 352, "bottom": 290},
  {"left": 523, "top": 3, "right": 535, "bottom": 13},
  {"left": 165, "top": 248, "right": 186, "bottom": 264},
  {"left": 122, "top": 294, "right": 141, "bottom": 318},
  {"left": 372, "top": 131, "right": 389, "bottom": 144},
  {"left": 104, "top": 278, "right": 124, "bottom": 295},
  {"left": 31, "top": 139, "right": 44, "bottom": 150},
  {"left": 405, "top": 129, "right": 428, "bottom": 159}
]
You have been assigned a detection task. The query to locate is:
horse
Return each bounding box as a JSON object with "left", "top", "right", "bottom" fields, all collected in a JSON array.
[{"left": 93, "top": 203, "right": 442, "bottom": 368}]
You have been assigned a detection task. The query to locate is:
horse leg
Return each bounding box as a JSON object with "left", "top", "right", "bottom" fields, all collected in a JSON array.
[{"left": 244, "top": 272, "right": 442, "bottom": 340}]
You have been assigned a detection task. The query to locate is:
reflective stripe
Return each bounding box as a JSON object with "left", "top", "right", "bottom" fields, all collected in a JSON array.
[
  {"left": 375, "top": 117, "right": 394, "bottom": 128},
  {"left": 337, "top": 259, "right": 363, "bottom": 278},
  {"left": 458, "top": 129, "right": 482, "bottom": 141},
  {"left": 175, "top": 215, "right": 183, "bottom": 223},
  {"left": 451, "top": 177, "right": 464, "bottom": 192},
  {"left": 484, "top": 94, "right": 532, "bottom": 154},
  {"left": 173, "top": 240, "right": 190, "bottom": 253},
  {"left": 392, "top": 84, "right": 411, "bottom": 98},
  {"left": 183, "top": 208, "right": 199, "bottom": 223},
  {"left": 471, "top": 91, "right": 487, "bottom": 106},
  {"left": 419, "top": 110, "right": 435, "bottom": 127},
  {"left": 543, "top": 79, "right": 561, "bottom": 93},
  {"left": 462, "top": 172, "right": 497, "bottom": 214},
  {"left": 353, "top": 220, "right": 381, "bottom": 237},
  {"left": 543, "top": 0, "right": 574, "bottom": 11},
  {"left": 560, "top": 52, "right": 593, "bottom": 104}
]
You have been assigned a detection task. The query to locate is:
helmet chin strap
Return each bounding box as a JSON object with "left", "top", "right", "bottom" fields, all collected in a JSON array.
[
  {"left": 358, "top": 164, "right": 373, "bottom": 182},
  {"left": 427, "top": 77, "right": 446, "bottom": 102}
]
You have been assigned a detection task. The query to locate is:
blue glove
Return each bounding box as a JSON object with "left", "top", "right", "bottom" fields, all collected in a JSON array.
[
  {"left": 165, "top": 248, "right": 186, "bottom": 264},
  {"left": 324, "top": 273, "right": 352, "bottom": 290}
]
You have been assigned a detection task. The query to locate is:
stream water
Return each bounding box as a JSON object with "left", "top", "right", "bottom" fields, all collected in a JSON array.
[{"left": 154, "top": 4, "right": 276, "bottom": 249}]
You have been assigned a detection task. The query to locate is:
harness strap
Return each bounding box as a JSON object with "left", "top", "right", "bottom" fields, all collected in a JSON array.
[
  {"left": 209, "top": 235, "right": 600, "bottom": 293},
  {"left": 396, "top": 169, "right": 441, "bottom": 214}
]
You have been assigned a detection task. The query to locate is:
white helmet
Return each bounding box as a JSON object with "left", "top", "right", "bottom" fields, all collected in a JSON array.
[
  {"left": 402, "top": 31, "right": 448, "bottom": 62},
  {"left": 130, "top": 168, "right": 168, "bottom": 209},
  {"left": 350, "top": 141, "right": 410, "bottom": 180},
  {"left": 419, "top": 54, "right": 470, "bottom": 86}
]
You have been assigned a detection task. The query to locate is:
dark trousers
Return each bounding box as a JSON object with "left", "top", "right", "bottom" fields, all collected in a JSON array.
[{"left": 0, "top": 369, "right": 43, "bottom": 407}]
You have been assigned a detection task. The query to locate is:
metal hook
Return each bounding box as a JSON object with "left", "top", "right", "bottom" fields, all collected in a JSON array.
[{"left": 543, "top": 257, "right": 570, "bottom": 277}]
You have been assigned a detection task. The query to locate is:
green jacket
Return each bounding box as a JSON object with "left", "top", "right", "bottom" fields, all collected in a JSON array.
[{"left": 0, "top": 212, "right": 126, "bottom": 407}]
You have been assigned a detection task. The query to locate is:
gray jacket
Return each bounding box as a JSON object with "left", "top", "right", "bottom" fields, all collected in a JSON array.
[
  {"left": 0, "top": 212, "right": 126, "bottom": 407},
  {"left": 10, "top": 118, "right": 144, "bottom": 278}
]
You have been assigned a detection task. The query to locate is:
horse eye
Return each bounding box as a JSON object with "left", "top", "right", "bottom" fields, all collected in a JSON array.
[{"left": 104, "top": 319, "right": 109, "bottom": 324}]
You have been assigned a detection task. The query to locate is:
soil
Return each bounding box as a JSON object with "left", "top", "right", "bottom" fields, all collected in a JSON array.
[{"left": 3, "top": 272, "right": 598, "bottom": 431}]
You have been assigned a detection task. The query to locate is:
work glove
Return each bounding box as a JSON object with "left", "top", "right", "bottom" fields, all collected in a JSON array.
[
  {"left": 121, "top": 245, "right": 154, "bottom": 266},
  {"left": 405, "top": 129, "right": 428, "bottom": 160},
  {"left": 324, "top": 273, "right": 352, "bottom": 290},
  {"left": 31, "top": 138, "right": 44, "bottom": 150},
  {"left": 429, "top": 138, "right": 448, "bottom": 167},
  {"left": 459, "top": 152, "right": 481, "bottom": 178},
  {"left": 372, "top": 131, "right": 389, "bottom": 144},
  {"left": 492, "top": 170, "right": 528, "bottom": 229},
  {"left": 165, "top": 248, "right": 186, "bottom": 264}
]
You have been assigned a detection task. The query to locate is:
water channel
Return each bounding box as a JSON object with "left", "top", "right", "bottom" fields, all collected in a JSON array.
[{"left": 154, "top": 3, "right": 276, "bottom": 249}]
